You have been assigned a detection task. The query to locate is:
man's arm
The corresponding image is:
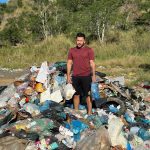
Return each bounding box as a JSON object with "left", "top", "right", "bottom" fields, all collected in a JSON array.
[
  {"left": 90, "top": 60, "right": 96, "bottom": 82},
  {"left": 67, "top": 59, "right": 73, "bottom": 83}
]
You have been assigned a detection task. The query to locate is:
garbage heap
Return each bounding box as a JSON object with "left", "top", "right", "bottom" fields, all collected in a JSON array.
[{"left": 0, "top": 61, "right": 149, "bottom": 150}]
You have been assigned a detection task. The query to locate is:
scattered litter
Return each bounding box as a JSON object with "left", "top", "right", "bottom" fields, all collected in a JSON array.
[{"left": 0, "top": 61, "right": 149, "bottom": 150}]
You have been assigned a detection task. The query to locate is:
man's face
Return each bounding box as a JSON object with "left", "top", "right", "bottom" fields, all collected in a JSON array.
[{"left": 76, "top": 37, "right": 85, "bottom": 48}]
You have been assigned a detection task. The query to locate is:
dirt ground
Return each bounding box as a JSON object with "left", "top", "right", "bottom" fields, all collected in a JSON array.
[{"left": 0, "top": 69, "right": 28, "bottom": 86}]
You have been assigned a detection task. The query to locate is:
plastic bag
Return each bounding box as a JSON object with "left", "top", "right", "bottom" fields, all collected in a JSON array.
[
  {"left": 0, "top": 101, "right": 7, "bottom": 108},
  {"left": 108, "top": 115, "right": 127, "bottom": 148},
  {"left": 76, "top": 127, "right": 111, "bottom": 150},
  {"left": 0, "top": 109, "right": 14, "bottom": 126},
  {"left": 0, "top": 84, "right": 16, "bottom": 102},
  {"left": 30, "top": 118, "right": 55, "bottom": 134},
  {"left": 134, "top": 140, "right": 150, "bottom": 150},
  {"left": 49, "top": 90, "right": 63, "bottom": 103},
  {"left": 7, "top": 97, "right": 18, "bottom": 108},
  {"left": 129, "top": 135, "right": 143, "bottom": 149},
  {"left": 55, "top": 75, "right": 66, "bottom": 86},
  {"left": 15, "top": 129, "right": 39, "bottom": 141},
  {"left": 54, "top": 61, "right": 67, "bottom": 73},
  {"left": 0, "top": 86, "right": 7, "bottom": 95},
  {"left": 40, "top": 88, "right": 63, "bottom": 103},
  {"left": 138, "top": 128, "right": 150, "bottom": 141},
  {"left": 36, "top": 61, "right": 49, "bottom": 84},
  {"left": 64, "top": 84, "right": 75, "bottom": 100},
  {"left": 91, "top": 82, "right": 100, "bottom": 101},
  {"left": 39, "top": 100, "right": 51, "bottom": 112},
  {"left": 16, "top": 82, "right": 29, "bottom": 93},
  {"left": 23, "top": 103, "right": 40, "bottom": 116}
]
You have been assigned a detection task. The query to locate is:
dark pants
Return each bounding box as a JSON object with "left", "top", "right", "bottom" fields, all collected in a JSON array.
[{"left": 72, "top": 76, "right": 92, "bottom": 97}]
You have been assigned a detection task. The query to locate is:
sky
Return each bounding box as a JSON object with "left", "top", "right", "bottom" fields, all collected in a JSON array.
[{"left": 0, "top": 0, "right": 9, "bottom": 3}]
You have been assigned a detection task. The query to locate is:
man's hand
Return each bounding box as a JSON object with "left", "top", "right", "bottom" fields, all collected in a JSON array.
[
  {"left": 90, "top": 60, "right": 96, "bottom": 82},
  {"left": 67, "top": 75, "right": 72, "bottom": 84},
  {"left": 92, "top": 75, "right": 96, "bottom": 83},
  {"left": 67, "top": 59, "right": 73, "bottom": 84}
]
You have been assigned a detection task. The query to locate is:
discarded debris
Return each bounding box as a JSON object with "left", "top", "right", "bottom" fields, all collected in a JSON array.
[{"left": 0, "top": 61, "right": 149, "bottom": 150}]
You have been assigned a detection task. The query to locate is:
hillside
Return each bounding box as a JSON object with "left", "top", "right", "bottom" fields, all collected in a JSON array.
[
  {"left": 0, "top": 0, "right": 150, "bottom": 85},
  {"left": 0, "top": 0, "right": 149, "bottom": 45}
]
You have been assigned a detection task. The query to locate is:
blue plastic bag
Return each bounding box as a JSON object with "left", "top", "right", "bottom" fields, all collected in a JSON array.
[
  {"left": 138, "top": 128, "right": 150, "bottom": 141},
  {"left": 91, "top": 83, "right": 100, "bottom": 101},
  {"left": 39, "top": 100, "right": 51, "bottom": 112},
  {"left": 109, "top": 105, "right": 119, "bottom": 113}
]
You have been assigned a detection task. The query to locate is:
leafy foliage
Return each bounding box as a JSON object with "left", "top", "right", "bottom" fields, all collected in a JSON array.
[{"left": 0, "top": 0, "right": 149, "bottom": 46}]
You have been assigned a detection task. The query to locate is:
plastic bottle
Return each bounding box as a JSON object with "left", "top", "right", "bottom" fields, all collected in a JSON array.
[
  {"left": 91, "top": 82, "right": 100, "bottom": 101},
  {"left": 127, "top": 141, "right": 132, "bottom": 150},
  {"left": 138, "top": 128, "right": 150, "bottom": 141}
]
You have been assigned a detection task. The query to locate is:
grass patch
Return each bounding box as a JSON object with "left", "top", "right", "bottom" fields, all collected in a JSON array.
[
  {"left": 0, "top": 31, "right": 150, "bottom": 86},
  {"left": 0, "top": 35, "right": 73, "bottom": 68}
]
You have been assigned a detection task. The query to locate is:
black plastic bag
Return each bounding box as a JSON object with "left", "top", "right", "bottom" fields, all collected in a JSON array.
[
  {"left": 0, "top": 111, "right": 15, "bottom": 126},
  {"left": 15, "top": 129, "right": 39, "bottom": 141}
]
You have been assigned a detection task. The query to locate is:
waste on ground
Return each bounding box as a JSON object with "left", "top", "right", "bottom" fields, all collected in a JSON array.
[{"left": 0, "top": 61, "right": 149, "bottom": 150}]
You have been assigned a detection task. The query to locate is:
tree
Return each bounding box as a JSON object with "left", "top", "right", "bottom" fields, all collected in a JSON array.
[
  {"left": 0, "top": 3, "right": 7, "bottom": 23},
  {"left": 58, "top": 0, "right": 94, "bottom": 12},
  {"left": 68, "top": 0, "right": 123, "bottom": 42},
  {"left": 2, "top": 19, "right": 23, "bottom": 45},
  {"left": 33, "top": 0, "right": 58, "bottom": 39},
  {"left": 17, "top": 0, "right": 23, "bottom": 8},
  {"left": 0, "top": 0, "right": 149, "bottom": 46}
]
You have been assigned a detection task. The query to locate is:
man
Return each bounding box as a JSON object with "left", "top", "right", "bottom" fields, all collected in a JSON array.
[{"left": 67, "top": 32, "right": 96, "bottom": 115}]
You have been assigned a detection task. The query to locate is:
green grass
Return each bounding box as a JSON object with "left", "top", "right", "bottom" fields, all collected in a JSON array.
[
  {"left": 0, "top": 30, "right": 150, "bottom": 86},
  {"left": 0, "top": 35, "right": 73, "bottom": 68},
  {"left": 93, "top": 30, "right": 150, "bottom": 86}
]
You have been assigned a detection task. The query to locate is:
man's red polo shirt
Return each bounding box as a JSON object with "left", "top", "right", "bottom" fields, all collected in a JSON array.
[{"left": 68, "top": 46, "right": 94, "bottom": 76}]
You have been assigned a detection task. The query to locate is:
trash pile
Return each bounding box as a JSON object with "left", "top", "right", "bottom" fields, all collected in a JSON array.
[{"left": 0, "top": 61, "right": 149, "bottom": 150}]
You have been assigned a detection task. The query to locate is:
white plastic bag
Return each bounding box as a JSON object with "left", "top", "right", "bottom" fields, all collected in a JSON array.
[
  {"left": 36, "top": 61, "right": 49, "bottom": 88},
  {"left": 40, "top": 88, "right": 51, "bottom": 103},
  {"left": 64, "top": 84, "right": 75, "bottom": 100},
  {"left": 49, "top": 90, "right": 63, "bottom": 103},
  {"left": 108, "top": 115, "right": 127, "bottom": 148},
  {"left": 40, "top": 88, "right": 63, "bottom": 103}
]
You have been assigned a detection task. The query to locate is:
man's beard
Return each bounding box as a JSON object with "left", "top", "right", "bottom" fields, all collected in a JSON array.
[{"left": 76, "top": 43, "right": 84, "bottom": 49}]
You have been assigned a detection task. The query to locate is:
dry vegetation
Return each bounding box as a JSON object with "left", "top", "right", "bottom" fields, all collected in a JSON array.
[{"left": 0, "top": 30, "right": 149, "bottom": 86}]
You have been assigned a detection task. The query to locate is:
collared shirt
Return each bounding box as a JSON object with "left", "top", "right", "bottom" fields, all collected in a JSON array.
[{"left": 68, "top": 46, "right": 94, "bottom": 76}]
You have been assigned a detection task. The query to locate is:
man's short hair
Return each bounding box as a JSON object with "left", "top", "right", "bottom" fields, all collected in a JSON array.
[{"left": 76, "top": 32, "right": 86, "bottom": 39}]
